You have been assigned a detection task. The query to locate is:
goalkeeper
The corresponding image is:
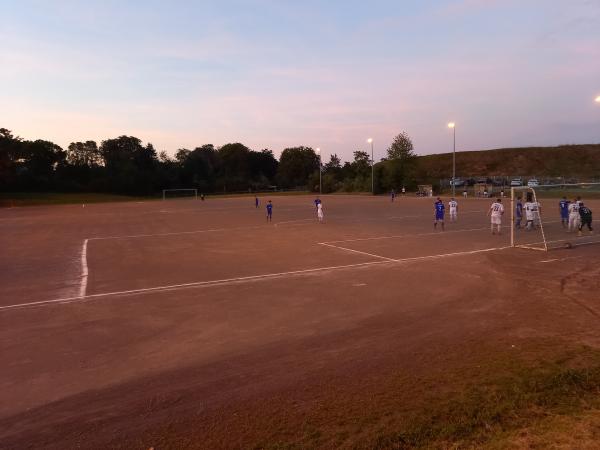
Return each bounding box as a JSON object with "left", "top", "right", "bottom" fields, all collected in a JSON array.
[{"left": 578, "top": 203, "right": 593, "bottom": 236}]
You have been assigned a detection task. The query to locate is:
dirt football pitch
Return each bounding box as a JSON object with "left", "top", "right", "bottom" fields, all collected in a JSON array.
[{"left": 1, "top": 194, "right": 600, "bottom": 449}]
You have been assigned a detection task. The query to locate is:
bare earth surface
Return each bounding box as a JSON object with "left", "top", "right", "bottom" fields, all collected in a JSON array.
[{"left": 1, "top": 194, "right": 599, "bottom": 449}]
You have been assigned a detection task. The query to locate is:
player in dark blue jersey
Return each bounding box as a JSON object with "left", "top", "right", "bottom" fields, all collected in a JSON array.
[
  {"left": 255, "top": 196, "right": 259, "bottom": 208},
  {"left": 314, "top": 198, "right": 321, "bottom": 210},
  {"left": 515, "top": 196, "right": 523, "bottom": 229},
  {"left": 434, "top": 197, "right": 445, "bottom": 230},
  {"left": 559, "top": 196, "right": 570, "bottom": 228},
  {"left": 266, "top": 200, "right": 273, "bottom": 222}
]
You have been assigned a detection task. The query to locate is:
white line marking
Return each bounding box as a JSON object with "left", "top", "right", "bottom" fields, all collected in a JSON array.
[
  {"left": 0, "top": 246, "right": 510, "bottom": 312},
  {"left": 275, "top": 218, "right": 315, "bottom": 227},
  {"left": 539, "top": 256, "right": 583, "bottom": 264},
  {"left": 79, "top": 239, "right": 89, "bottom": 298},
  {"left": 321, "top": 225, "right": 507, "bottom": 244},
  {"left": 89, "top": 225, "right": 267, "bottom": 241},
  {"left": 319, "top": 242, "right": 396, "bottom": 261}
]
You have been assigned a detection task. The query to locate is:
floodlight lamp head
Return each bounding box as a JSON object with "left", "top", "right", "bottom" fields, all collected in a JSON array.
[
  {"left": 367, "top": 138, "right": 373, "bottom": 143},
  {"left": 595, "top": 95, "right": 600, "bottom": 103},
  {"left": 448, "top": 122, "right": 455, "bottom": 128}
]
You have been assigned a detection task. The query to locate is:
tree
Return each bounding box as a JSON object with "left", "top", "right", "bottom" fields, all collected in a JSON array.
[
  {"left": 352, "top": 151, "right": 371, "bottom": 176},
  {"left": 385, "top": 132, "right": 417, "bottom": 190},
  {"left": 249, "top": 149, "right": 278, "bottom": 185},
  {"left": 324, "top": 154, "right": 341, "bottom": 171},
  {"left": 387, "top": 131, "right": 415, "bottom": 160},
  {"left": 99, "top": 136, "right": 155, "bottom": 193},
  {"left": 218, "top": 143, "right": 252, "bottom": 191},
  {"left": 17, "top": 140, "right": 66, "bottom": 190},
  {"left": 0, "top": 128, "right": 22, "bottom": 190},
  {"left": 67, "top": 141, "right": 101, "bottom": 167},
  {"left": 276, "top": 146, "right": 319, "bottom": 189}
]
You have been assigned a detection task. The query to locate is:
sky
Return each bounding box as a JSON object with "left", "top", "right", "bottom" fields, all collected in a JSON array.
[{"left": 1, "top": 0, "right": 599, "bottom": 162}]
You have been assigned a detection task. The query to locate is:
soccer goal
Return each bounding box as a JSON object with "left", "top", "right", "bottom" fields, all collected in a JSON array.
[
  {"left": 511, "top": 183, "right": 600, "bottom": 251},
  {"left": 162, "top": 189, "right": 198, "bottom": 200}
]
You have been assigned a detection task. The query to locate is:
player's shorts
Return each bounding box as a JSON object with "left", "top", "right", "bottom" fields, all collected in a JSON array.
[
  {"left": 435, "top": 213, "right": 444, "bottom": 221},
  {"left": 491, "top": 215, "right": 502, "bottom": 225},
  {"left": 449, "top": 209, "right": 457, "bottom": 215},
  {"left": 561, "top": 212, "right": 569, "bottom": 219}
]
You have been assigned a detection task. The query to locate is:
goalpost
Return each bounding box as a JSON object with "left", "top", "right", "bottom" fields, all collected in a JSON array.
[
  {"left": 162, "top": 189, "right": 198, "bottom": 200},
  {"left": 511, "top": 183, "right": 600, "bottom": 251}
]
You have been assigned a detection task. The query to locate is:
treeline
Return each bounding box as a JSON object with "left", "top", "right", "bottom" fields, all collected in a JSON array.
[{"left": 0, "top": 128, "right": 418, "bottom": 195}]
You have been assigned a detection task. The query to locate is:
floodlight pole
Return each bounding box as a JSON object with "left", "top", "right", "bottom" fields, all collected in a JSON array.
[
  {"left": 368, "top": 138, "right": 374, "bottom": 195},
  {"left": 319, "top": 153, "right": 322, "bottom": 195},
  {"left": 452, "top": 125, "right": 456, "bottom": 197},
  {"left": 316, "top": 148, "right": 322, "bottom": 195}
]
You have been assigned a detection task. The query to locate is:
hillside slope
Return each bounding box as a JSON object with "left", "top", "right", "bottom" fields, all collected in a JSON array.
[{"left": 415, "top": 144, "right": 600, "bottom": 180}]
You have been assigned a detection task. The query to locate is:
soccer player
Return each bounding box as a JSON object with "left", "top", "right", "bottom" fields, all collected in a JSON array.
[
  {"left": 578, "top": 202, "right": 593, "bottom": 236},
  {"left": 317, "top": 202, "right": 324, "bottom": 223},
  {"left": 401, "top": 187, "right": 406, "bottom": 196},
  {"left": 559, "top": 196, "right": 570, "bottom": 228},
  {"left": 255, "top": 196, "right": 259, "bottom": 208},
  {"left": 463, "top": 188, "right": 468, "bottom": 198},
  {"left": 314, "top": 197, "right": 321, "bottom": 210},
  {"left": 524, "top": 193, "right": 541, "bottom": 231},
  {"left": 391, "top": 189, "right": 396, "bottom": 202},
  {"left": 448, "top": 197, "right": 458, "bottom": 222},
  {"left": 266, "top": 200, "right": 273, "bottom": 222},
  {"left": 515, "top": 196, "right": 523, "bottom": 229},
  {"left": 568, "top": 198, "right": 581, "bottom": 232},
  {"left": 488, "top": 198, "right": 504, "bottom": 234},
  {"left": 434, "top": 197, "right": 445, "bottom": 231}
]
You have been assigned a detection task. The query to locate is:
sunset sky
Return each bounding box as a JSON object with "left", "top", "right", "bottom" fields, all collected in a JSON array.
[{"left": 2, "top": 0, "right": 599, "bottom": 162}]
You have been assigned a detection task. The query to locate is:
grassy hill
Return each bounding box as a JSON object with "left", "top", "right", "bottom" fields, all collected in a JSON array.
[{"left": 415, "top": 144, "right": 600, "bottom": 181}]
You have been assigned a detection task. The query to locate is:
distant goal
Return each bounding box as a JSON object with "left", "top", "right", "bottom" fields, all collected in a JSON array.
[
  {"left": 162, "top": 189, "right": 198, "bottom": 200},
  {"left": 511, "top": 183, "right": 600, "bottom": 251}
]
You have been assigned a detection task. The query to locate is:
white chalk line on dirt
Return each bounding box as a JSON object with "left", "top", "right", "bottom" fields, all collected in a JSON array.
[
  {"left": 79, "top": 239, "right": 89, "bottom": 298},
  {"left": 321, "top": 225, "right": 510, "bottom": 245},
  {"left": 324, "top": 220, "right": 566, "bottom": 245},
  {"left": 319, "top": 242, "right": 397, "bottom": 262},
  {"left": 0, "top": 246, "right": 510, "bottom": 312},
  {"left": 539, "top": 256, "right": 584, "bottom": 264}
]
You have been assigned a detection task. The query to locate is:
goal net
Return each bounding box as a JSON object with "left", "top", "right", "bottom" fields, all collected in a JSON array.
[
  {"left": 511, "top": 183, "right": 600, "bottom": 251},
  {"left": 162, "top": 189, "right": 198, "bottom": 200}
]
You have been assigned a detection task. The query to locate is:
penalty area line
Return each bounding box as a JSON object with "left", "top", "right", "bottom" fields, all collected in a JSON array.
[
  {"left": 0, "top": 245, "right": 510, "bottom": 312},
  {"left": 318, "top": 242, "right": 396, "bottom": 262}
]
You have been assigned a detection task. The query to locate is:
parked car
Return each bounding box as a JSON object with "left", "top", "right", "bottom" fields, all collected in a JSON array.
[
  {"left": 450, "top": 178, "right": 465, "bottom": 187},
  {"left": 527, "top": 179, "right": 539, "bottom": 187},
  {"left": 510, "top": 178, "right": 522, "bottom": 187}
]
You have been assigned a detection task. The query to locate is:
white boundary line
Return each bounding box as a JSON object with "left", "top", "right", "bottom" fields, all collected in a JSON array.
[
  {"left": 321, "top": 225, "right": 508, "bottom": 245},
  {"left": 539, "top": 256, "right": 583, "bottom": 264},
  {"left": 79, "top": 239, "right": 89, "bottom": 298},
  {"left": 274, "top": 218, "right": 315, "bottom": 227},
  {"left": 319, "top": 242, "right": 396, "bottom": 262},
  {"left": 0, "top": 246, "right": 510, "bottom": 312}
]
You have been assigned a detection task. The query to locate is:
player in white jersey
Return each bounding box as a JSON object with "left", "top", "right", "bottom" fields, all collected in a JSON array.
[
  {"left": 568, "top": 198, "right": 580, "bottom": 232},
  {"left": 524, "top": 193, "right": 541, "bottom": 231},
  {"left": 317, "top": 202, "right": 324, "bottom": 223},
  {"left": 448, "top": 198, "right": 458, "bottom": 221},
  {"left": 488, "top": 198, "right": 504, "bottom": 234}
]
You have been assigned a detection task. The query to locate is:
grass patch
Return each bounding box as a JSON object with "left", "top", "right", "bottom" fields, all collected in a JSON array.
[{"left": 369, "top": 347, "right": 600, "bottom": 449}]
